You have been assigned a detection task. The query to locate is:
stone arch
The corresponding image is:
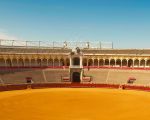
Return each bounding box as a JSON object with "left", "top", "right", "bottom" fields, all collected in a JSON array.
[
  {"left": 37, "top": 59, "right": 42, "bottom": 66},
  {"left": 82, "top": 58, "right": 87, "bottom": 66},
  {"left": 18, "top": 58, "right": 24, "bottom": 67},
  {"left": 48, "top": 58, "right": 53, "bottom": 66},
  {"left": 104, "top": 59, "right": 109, "bottom": 66},
  {"left": 42, "top": 58, "right": 48, "bottom": 67},
  {"left": 99, "top": 59, "right": 104, "bottom": 66},
  {"left": 6, "top": 59, "right": 12, "bottom": 67},
  {"left": 88, "top": 59, "right": 93, "bottom": 66},
  {"left": 60, "top": 58, "right": 65, "bottom": 66},
  {"left": 110, "top": 59, "right": 115, "bottom": 66},
  {"left": 140, "top": 59, "right": 145, "bottom": 67},
  {"left": 0, "top": 58, "right": 5, "bottom": 67},
  {"left": 54, "top": 58, "right": 59, "bottom": 66},
  {"left": 116, "top": 59, "right": 121, "bottom": 67},
  {"left": 66, "top": 58, "right": 70, "bottom": 66},
  {"left": 12, "top": 58, "right": 18, "bottom": 67},
  {"left": 128, "top": 59, "right": 133, "bottom": 67},
  {"left": 31, "top": 59, "right": 37, "bottom": 67},
  {"left": 24, "top": 59, "right": 30, "bottom": 67},
  {"left": 146, "top": 59, "right": 150, "bottom": 67},
  {"left": 94, "top": 59, "right": 98, "bottom": 66},
  {"left": 73, "top": 57, "right": 80, "bottom": 65},
  {"left": 134, "top": 59, "right": 139, "bottom": 67},
  {"left": 122, "top": 59, "right": 127, "bottom": 67}
]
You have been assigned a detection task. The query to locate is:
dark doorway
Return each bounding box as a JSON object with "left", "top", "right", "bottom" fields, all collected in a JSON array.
[
  {"left": 72, "top": 72, "right": 80, "bottom": 83},
  {"left": 73, "top": 57, "right": 80, "bottom": 65},
  {"left": 128, "top": 59, "right": 133, "bottom": 67}
]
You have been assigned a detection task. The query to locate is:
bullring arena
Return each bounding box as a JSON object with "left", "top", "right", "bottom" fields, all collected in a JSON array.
[{"left": 1, "top": 40, "right": 150, "bottom": 120}]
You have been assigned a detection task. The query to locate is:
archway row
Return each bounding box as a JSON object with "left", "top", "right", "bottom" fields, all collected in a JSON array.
[
  {"left": 0, "top": 58, "right": 70, "bottom": 67},
  {"left": 82, "top": 58, "right": 150, "bottom": 68}
]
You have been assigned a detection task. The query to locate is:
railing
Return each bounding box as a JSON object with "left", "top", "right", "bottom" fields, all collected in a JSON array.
[
  {"left": 0, "top": 39, "right": 113, "bottom": 49},
  {"left": 0, "top": 66, "right": 69, "bottom": 69},
  {"left": 0, "top": 66, "right": 149, "bottom": 70},
  {"left": 83, "top": 66, "right": 150, "bottom": 70}
]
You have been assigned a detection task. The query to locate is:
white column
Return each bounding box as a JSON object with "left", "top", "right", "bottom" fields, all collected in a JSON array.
[
  {"left": 93, "top": 59, "right": 94, "bottom": 66},
  {"left": 17, "top": 59, "right": 19, "bottom": 67},
  {"left": 52, "top": 59, "right": 54, "bottom": 67},
  {"left": 87, "top": 59, "right": 89, "bottom": 67},
  {"left": 34, "top": 59, "right": 37, "bottom": 66},
  {"left": 29, "top": 59, "right": 31, "bottom": 67},
  {"left": 80, "top": 56, "right": 83, "bottom": 67},
  {"left": 70, "top": 57, "right": 72, "bottom": 67},
  {"left": 23, "top": 59, "right": 25, "bottom": 67},
  {"left": 10, "top": 59, "right": 13, "bottom": 67},
  {"left": 133, "top": 59, "right": 135, "bottom": 68},
  {"left": 4, "top": 59, "right": 7, "bottom": 67},
  {"left": 145, "top": 60, "right": 147, "bottom": 68},
  {"left": 46, "top": 59, "right": 48, "bottom": 66},
  {"left": 59, "top": 59, "right": 61, "bottom": 66},
  {"left": 114, "top": 59, "right": 116, "bottom": 67},
  {"left": 103, "top": 59, "right": 105, "bottom": 66},
  {"left": 80, "top": 70, "right": 83, "bottom": 83},
  {"left": 64, "top": 60, "right": 66, "bottom": 66},
  {"left": 121, "top": 59, "right": 122, "bottom": 67},
  {"left": 127, "top": 59, "right": 128, "bottom": 67},
  {"left": 40, "top": 59, "right": 42, "bottom": 67}
]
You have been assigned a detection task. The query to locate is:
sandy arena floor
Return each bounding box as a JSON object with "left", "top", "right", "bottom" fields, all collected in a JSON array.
[{"left": 0, "top": 88, "right": 150, "bottom": 120}]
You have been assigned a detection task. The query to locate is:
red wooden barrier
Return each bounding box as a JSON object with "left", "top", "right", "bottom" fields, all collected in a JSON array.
[{"left": 0, "top": 83, "right": 150, "bottom": 92}]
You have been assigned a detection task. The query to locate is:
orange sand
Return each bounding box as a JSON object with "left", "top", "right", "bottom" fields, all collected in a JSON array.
[{"left": 0, "top": 88, "right": 150, "bottom": 120}]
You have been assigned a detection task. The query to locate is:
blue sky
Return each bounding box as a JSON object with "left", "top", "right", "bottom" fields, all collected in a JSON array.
[{"left": 0, "top": 0, "right": 150, "bottom": 48}]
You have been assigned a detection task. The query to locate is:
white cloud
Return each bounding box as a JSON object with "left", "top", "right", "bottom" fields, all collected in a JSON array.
[
  {"left": 0, "top": 31, "right": 18, "bottom": 40},
  {"left": 0, "top": 30, "right": 25, "bottom": 46}
]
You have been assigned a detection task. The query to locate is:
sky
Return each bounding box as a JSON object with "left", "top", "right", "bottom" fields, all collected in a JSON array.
[{"left": 0, "top": 0, "right": 150, "bottom": 48}]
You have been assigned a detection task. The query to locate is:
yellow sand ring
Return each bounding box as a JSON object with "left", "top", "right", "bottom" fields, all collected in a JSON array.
[{"left": 0, "top": 88, "right": 150, "bottom": 120}]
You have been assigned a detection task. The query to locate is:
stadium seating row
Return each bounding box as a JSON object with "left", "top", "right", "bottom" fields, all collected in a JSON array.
[{"left": 0, "top": 68, "right": 150, "bottom": 87}]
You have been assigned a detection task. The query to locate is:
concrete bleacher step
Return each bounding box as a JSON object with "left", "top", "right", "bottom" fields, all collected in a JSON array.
[
  {"left": 43, "top": 69, "right": 69, "bottom": 83},
  {"left": 84, "top": 69, "right": 109, "bottom": 83}
]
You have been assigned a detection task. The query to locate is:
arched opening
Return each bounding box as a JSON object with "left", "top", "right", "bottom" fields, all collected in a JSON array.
[
  {"left": 42, "top": 59, "right": 48, "bottom": 67},
  {"left": 6, "top": 59, "right": 12, "bottom": 67},
  {"left": 12, "top": 59, "right": 18, "bottom": 67},
  {"left": 88, "top": 59, "right": 93, "bottom": 66},
  {"left": 72, "top": 72, "right": 80, "bottom": 83},
  {"left": 146, "top": 60, "right": 150, "bottom": 67},
  {"left": 94, "top": 59, "right": 98, "bottom": 66},
  {"left": 18, "top": 58, "right": 24, "bottom": 67},
  {"left": 54, "top": 58, "right": 59, "bottom": 66},
  {"left": 37, "top": 59, "right": 42, "bottom": 67},
  {"left": 24, "top": 59, "right": 30, "bottom": 67},
  {"left": 104, "top": 59, "right": 109, "bottom": 66},
  {"left": 0, "top": 58, "right": 5, "bottom": 67},
  {"left": 73, "top": 57, "right": 80, "bottom": 65},
  {"left": 99, "top": 59, "right": 104, "bottom": 66},
  {"left": 140, "top": 59, "right": 145, "bottom": 67},
  {"left": 110, "top": 59, "right": 115, "bottom": 67},
  {"left": 116, "top": 59, "right": 121, "bottom": 67},
  {"left": 31, "top": 59, "right": 36, "bottom": 67},
  {"left": 60, "top": 58, "right": 65, "bottom": 66},
  {"left": 128, "top": 59, "right": 133, "bottom": 67},
  {"left": 66, "top": 58, "right": 70, "bottom": 66},
  {"left": 82, "top": 58, "right": 87, "bottom": 66},
  {"left": 48, "top": 59, "right": 53, "bottom": 66},
  {"left": 134, "top": 59, "right": 139, "bottom": 67},
  {"left": 122, "top": 59, "right": 127, "bottom": 67}
]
